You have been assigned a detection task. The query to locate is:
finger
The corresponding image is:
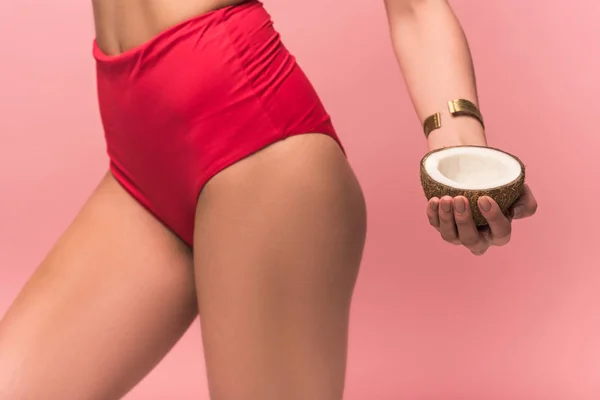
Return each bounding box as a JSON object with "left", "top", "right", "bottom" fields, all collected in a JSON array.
[
  {"left": 438, "top": 196, "right": 459, "bottom": 244},
  {"left": 470, "top": 247, "right": 489, "bottom": 256},
  {"left": 426, "top": 198, "right": 441, "bottom": 229},
  {"left": 511, "top": 184, "right": 538, "bottom": 219},
  {"left": 478, "top": 196, "right": 512, "bottom": 246},
  {"left": 478, "top": 225, "right": 492, "bottom": 240},
  {"left": 453, "top": 196, "right": 488, "bottom": 254}
]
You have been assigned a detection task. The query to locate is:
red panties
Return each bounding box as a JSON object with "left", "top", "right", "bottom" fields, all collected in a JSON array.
[{"left": 93, "top": 0, "right": 343, "bottom": 246}]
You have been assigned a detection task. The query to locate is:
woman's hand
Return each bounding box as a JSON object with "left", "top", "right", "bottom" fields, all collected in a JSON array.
[{"left": 426, "top": 184, "right": 538, "bottom": 255}]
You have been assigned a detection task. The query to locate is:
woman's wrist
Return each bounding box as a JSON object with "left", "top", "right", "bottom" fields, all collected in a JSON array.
[{"left": 426, "top": 114, "right": 487, "bottom": 150}]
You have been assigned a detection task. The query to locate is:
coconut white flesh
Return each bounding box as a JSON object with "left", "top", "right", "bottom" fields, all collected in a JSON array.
[{"left": 424, "top": 147, "right": 522, "bottom": 190}]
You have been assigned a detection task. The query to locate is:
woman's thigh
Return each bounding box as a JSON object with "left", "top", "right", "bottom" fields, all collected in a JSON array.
[
  {"left": 0, "top": 172, "right": 198, "bottom": 400},
  {"left": 193, "top": 134, "right": 367, "bottom": 400}
]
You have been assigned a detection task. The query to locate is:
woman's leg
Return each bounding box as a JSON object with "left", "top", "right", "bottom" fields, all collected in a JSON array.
[
  {"left": 193, "top": 134, "right": 367, "bottom": 400},
  {"left": 0, "top": 172, "right": 198, "bottom": 400}
]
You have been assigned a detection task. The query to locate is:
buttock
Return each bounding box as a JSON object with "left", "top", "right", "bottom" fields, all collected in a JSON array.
[{"left": 93, "top": 0, "right": 343, "bottom": 246}]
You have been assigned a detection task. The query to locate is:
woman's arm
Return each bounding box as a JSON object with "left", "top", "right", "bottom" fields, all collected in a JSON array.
[{"left": 384, "top": 0, "right": 487, "bottom": 150}]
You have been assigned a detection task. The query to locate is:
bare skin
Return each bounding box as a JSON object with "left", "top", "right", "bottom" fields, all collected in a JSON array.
[
  {"left": 0, "top": 136, "right": 365, "bottom": 400},
  {"left": 195, "top": 135, "right": 366, "bottom": 399},
  {"left": 0, "top": 173, "right": 200, "bottom": 399},
  {"left": 1, "top": 0, "right": 539, "bottom": 398},
  {"left": 91, "top": 0, "right": 246, "bottom": 56},
  {"left": 0, "top": 3, "right": 366, "bottom": 399}
]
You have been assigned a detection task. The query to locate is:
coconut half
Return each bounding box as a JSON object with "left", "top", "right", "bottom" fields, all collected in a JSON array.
[{"left": 420, "top": 146, "right": 525, "bottom": 226}]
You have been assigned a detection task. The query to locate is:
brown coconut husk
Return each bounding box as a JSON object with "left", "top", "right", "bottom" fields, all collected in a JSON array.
[{"left": 419, "top": 145, "right": 525, "bottom": 226}]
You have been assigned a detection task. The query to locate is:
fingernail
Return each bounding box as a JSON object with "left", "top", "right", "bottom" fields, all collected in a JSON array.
[
  {"left": 479, "top": 197, "right": 492, "bottom": 212},
  {"left": 513, "top": 205, "right": 525, "bottom": 219},
  {"left": 430, "top": 200, "right": 438, "bottom": 211},
  {"left": 441, "top": 199, "right": 452, "bottom": 213},
  {"left": 454, "top": 198, "right": 466, "bottom": 214}
]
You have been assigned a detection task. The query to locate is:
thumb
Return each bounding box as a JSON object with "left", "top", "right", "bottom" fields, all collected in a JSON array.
[{"left": 511, "top": 184, "right": 537, "bottom": 219}]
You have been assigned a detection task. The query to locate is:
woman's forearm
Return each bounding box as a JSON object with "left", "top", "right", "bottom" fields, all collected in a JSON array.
[{"left": 384, "top": 0, "right": 487, "bottom": 150}]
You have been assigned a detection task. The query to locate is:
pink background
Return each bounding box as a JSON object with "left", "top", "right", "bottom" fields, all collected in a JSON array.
[{"left": 1, "top": 0, "right": 599, "bottom": 398}]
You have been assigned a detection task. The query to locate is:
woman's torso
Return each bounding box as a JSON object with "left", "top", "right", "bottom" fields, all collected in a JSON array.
[{"left": 92, "top": 0, "right": 247, "bottom": 56}]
